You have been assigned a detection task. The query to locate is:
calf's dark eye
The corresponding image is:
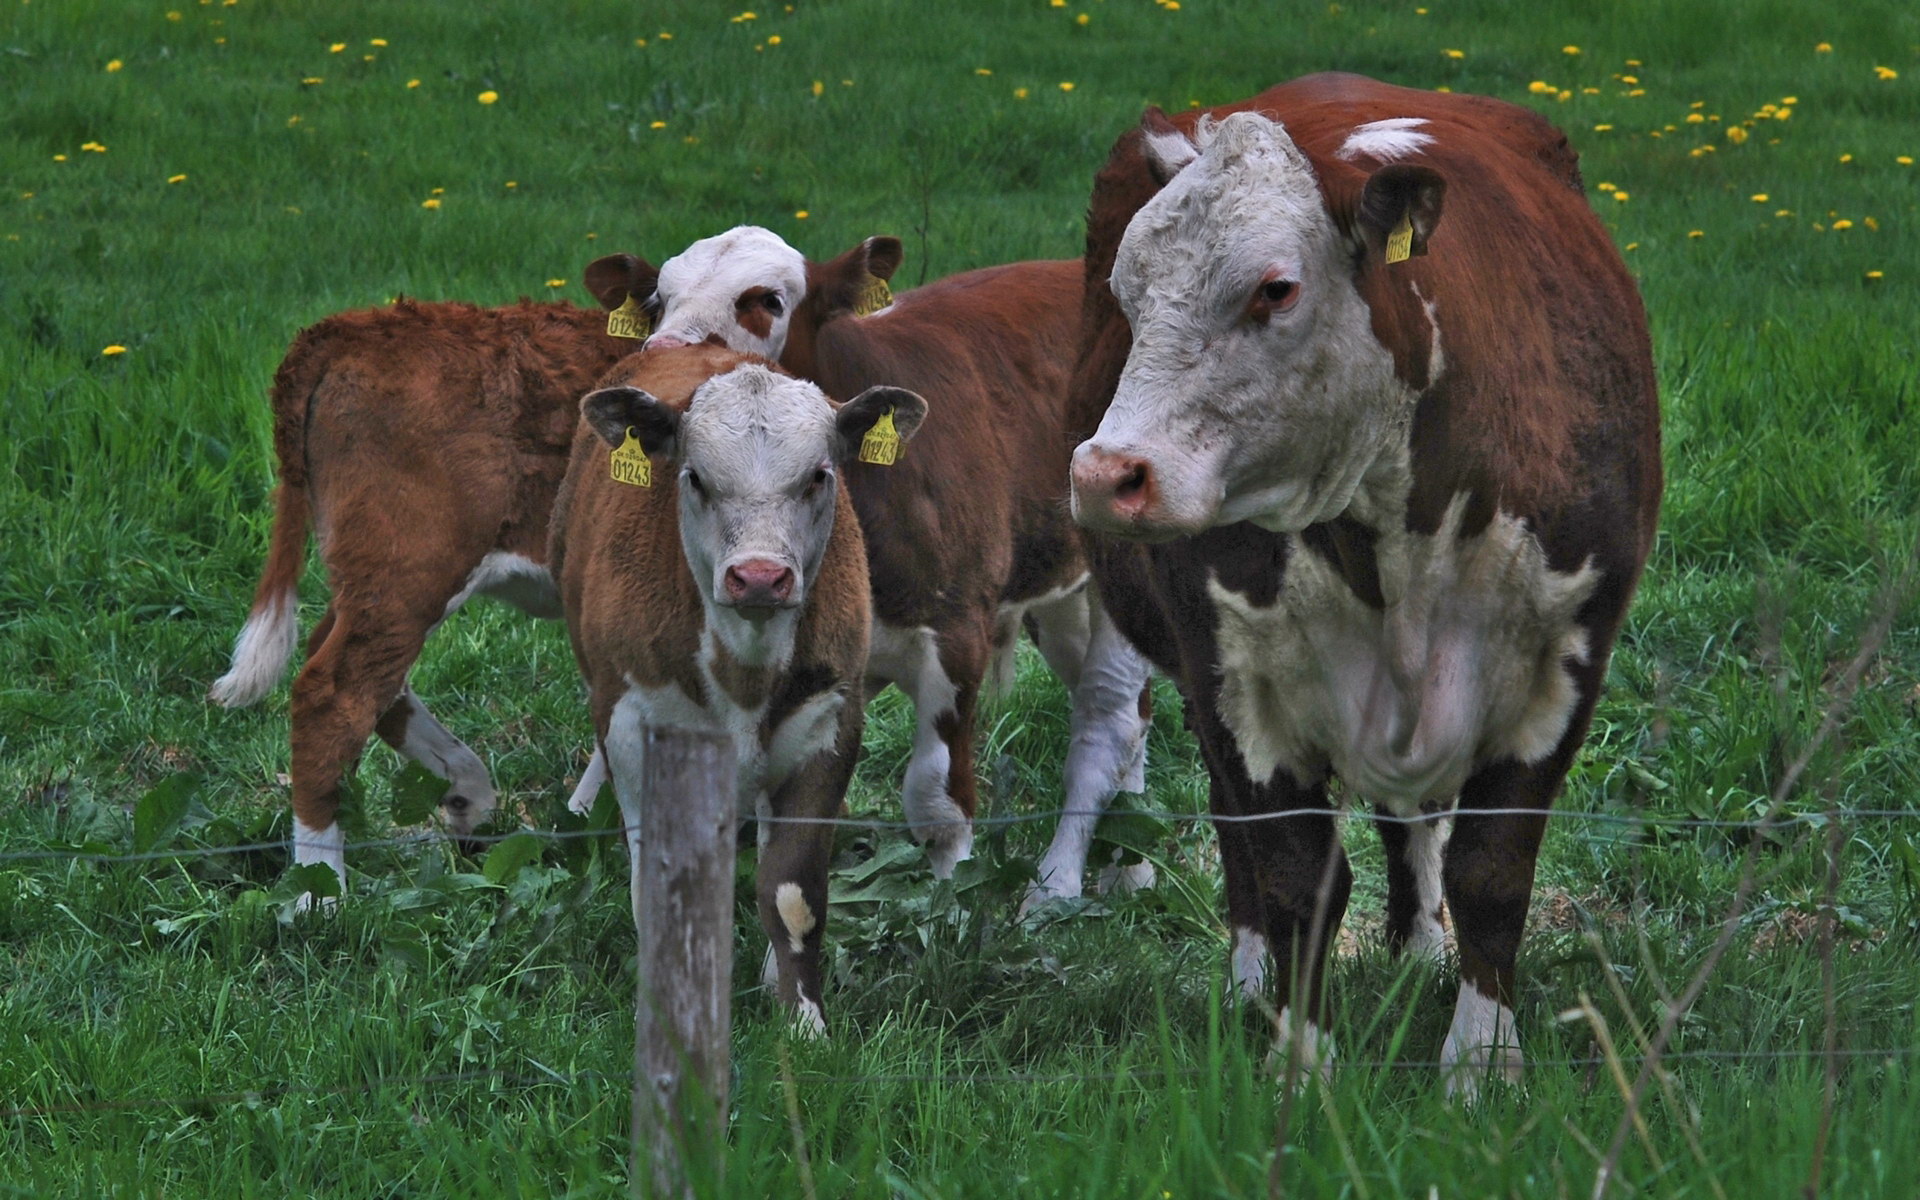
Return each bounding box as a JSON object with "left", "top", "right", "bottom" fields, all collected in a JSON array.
[
  {"left": 1261, "top": 280, "right": 1295, "bottom": 304},
  {"left": 764, "top": 294, "right": 785, "bottom": 316}
]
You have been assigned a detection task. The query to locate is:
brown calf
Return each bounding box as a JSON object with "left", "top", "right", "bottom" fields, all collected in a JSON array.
[
  {"left": 550, "top": 342, "right": 926, "bottom": 1030},
  {"left": 1067, "top": 74, "right": 1661, "bottom": 1092},
  {"left": 210, "top": 298, "right": 644, "bottom": 889}
]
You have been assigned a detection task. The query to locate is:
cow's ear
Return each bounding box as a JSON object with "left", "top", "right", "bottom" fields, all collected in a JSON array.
[
  {"left": 809, "top": 236, "right": 904, "bottom": 314},
  {"left": 1355, "top": 164, "right": 1446, "bottom": 261},
  {"left": 582, "top": 385, "right": 680, "bottom": 456},
  {"left": 583, "top": 254, "right": 660, "bottom": 311},
  {"left": 1140, "top": 106, "right": 1198, "bottom": 185},
  {"left": 833, "top": 385, "right": 928, "bottom": 461}
]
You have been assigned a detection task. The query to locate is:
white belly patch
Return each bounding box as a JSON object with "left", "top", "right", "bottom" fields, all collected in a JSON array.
[{"left": 1208, "top": 495, "right": 1598, "bottom": 813}]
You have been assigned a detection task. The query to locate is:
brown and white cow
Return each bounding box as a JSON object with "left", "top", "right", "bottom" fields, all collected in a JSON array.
[
  {"left": 1067, "top": 74, "right": 1661, "bottom": 1093},
  {"left": 549, "top": 342, "right": 926, "bottom": 1031},
  {"left": 583, "top": 229, "right": 1157, "bottom": 908},
  {"left": 210, "top": 299, "right": 647, "bottom": 891}
]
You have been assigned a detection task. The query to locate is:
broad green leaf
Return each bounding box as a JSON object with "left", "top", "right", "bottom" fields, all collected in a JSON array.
[
  {"left": 132, "top": 772, "right": 199, "bottom": 853},
  {"left": 390, "top": 762, "right": 445, "bottom": 826},
  {"left": 482, "top": 831, "right": 544, "bottom": 885}
]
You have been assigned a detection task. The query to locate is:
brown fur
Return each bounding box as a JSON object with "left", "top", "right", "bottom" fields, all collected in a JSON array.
[
  {"left": 1070, "top": 75, "right": 1661, "bottom": 1047},
  {"left": 550, "top": 343, "right": 871, "bottom": 1024},
  {"left": 224, "top": 299, "right": 631, "bottom": 839}
]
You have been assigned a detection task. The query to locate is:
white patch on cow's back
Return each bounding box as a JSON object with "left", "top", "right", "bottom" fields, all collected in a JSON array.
[
  {"left": 1207, "top": 465, "right": 1599, "bottom": 813},
  {"left": 648, "top": 226, "right": 807, "bottom": 359},
  {"left": 1336, "top": 117, "right": 1433, "bottom": 163}
]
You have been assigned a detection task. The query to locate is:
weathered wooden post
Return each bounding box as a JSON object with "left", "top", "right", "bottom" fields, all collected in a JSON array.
[{"left": 633, "top": 726, "right": 736, "bottom": 1200}]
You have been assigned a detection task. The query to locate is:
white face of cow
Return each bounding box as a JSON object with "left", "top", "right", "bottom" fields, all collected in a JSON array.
[
  {"left": 582, "top": 364, "right": 926, "bottom": 662},
  {"left": 1072, "top": 112, "right": 1419, "bottom": 540},
  {"left": 645, "top": 227, "right": 808, "bottom": 360}
]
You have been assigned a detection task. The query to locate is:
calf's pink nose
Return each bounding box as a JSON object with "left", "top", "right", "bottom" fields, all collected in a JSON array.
[
  {"left": 644, "top": 332, "right": 690, "bottom": 351},
  {"left": 724, "top": 559, "right": 795, "bottom": 606}
]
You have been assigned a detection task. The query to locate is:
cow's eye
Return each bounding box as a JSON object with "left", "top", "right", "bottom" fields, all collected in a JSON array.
[
  {"left": 1261, "top": 279, "right": 1296, "bottom": 306},
  {"left": 805, "top": 467, "right": 829, "bottom": 496},
  {"left": 764, "top": 294, "right": 785, "bottom": 316},
  {"left": 684, "top": 469, "right": 706, "bottom": 499}
]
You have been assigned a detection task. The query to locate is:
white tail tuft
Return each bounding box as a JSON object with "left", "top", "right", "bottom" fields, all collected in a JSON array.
[{"left": 209, "top": 591, "right": 298, "bottom": 707}]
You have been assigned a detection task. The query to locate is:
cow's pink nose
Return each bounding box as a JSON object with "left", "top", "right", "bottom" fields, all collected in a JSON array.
[
  {"left": 644, "top": 332, "right": 690, "bottom": 351},
  {"left": 1072, "top": 447, "right": 1156, "bottom": 523},
  {"left": 724, "top": 559, "right": 795, "bottom": 607}
]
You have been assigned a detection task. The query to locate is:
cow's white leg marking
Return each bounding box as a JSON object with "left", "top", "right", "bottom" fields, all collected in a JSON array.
[
  {"left": 604, "top": 688, "right": 654, "bottom": 929},
  {"left": 1406, "top": 811, "right": 1450, "bottom": 960},
  {"left": 1273, "top": 1005, "right": 1336, "bottom": 1084},
  {"left": 1024, "top": 602, "right": 1154, "bottom": 910},
  {"left": 870, "top": 622, "right": 971, "bottom": 878},
  {"left": 210, "top": 588, "right": 298, "bottom": 707},
  {"left": 389, "top": 686, "right": 497, "bottom": 834},
  {"left": 1441, "top": 985, "right": 1522, "bottom": 1100},
  {"left": 793, "top": 996, "right": 827, "bottom": 1039},
  {"left": 564, "top": 746, "right": 609, "bottom": 817},
  {"left": 292, "top": 819, "right": 346, "bottom": 912},
  {"left": 1231, "top": 926, "right": 1271, "bottom": 1001},
  {"left": 774, "top": 882, "right": 816, "bottom": 954}
]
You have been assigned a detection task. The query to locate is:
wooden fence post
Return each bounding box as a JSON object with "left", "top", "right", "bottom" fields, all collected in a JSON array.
[{"left": 633, "top": 726, "right": 736, "bottom": 1200}]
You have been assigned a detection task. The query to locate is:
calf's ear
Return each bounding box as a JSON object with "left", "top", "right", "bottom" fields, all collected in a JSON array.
[
  {"left": 582, "top": 385, "right": 680, "bottom": 455},
  {"left": 583, "top": 254, "right": 661, "bottom": 311},
  {"left": 1139, "top": 106, "right": 1198, "bottom": 184},
  {"left": 808, "top": 236, "right": 905, "bottom": 314},
  {"left": 833, "top": 385, "right": 928, "bottom": 460},
  {"left": 1355, "top": 164, "right": 1446, "bottom": 260}
]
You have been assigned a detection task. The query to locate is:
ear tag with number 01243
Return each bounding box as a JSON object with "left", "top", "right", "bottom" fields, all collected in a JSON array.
[
  {"left": 858, "top": 408, "right": 901, "bottom": 466},
  {"left": 607, "top": 296, "right": 651, "bottom": 340},
  {"left": 609, "top": 428, "right": 652, "bottom": 487},
  {"left": 1385, "top": 213, "right": 1414, "bottom": 265},
  {"left": 853, "top": 275, "right": 893, "bottom": 317}
]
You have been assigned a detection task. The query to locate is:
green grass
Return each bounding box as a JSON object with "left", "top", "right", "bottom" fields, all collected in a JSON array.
[{"left": 4, "top": 0, "right": 1919, "bottom": 1195}]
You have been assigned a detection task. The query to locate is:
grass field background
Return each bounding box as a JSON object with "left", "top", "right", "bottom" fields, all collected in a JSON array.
[{"left": 3, "top": 0, "right": 1918, "bottom": 1195}]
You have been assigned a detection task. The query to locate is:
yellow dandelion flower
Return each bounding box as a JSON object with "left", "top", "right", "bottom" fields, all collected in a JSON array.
[
  {"left": 80, "top": 141, "right": 106, "bottom": 153},
  {"left": 371, "top": 38, "right": 388, "bottom": 47},
  {"left": 1832, "top": 219, "right": 1853, "bottom": 230},
  {"left": 658, "top": 31, "right": 672, "bottom": 39},
  {"left": 545, "top": 278, "right": 566, "bottom": 288},
  {"left": 1436, "top": 86, "right": 1453, "bottom": 93},
  {"left": 286, "top": 115, "right": 301, "bottom": 126},
  {"left": 362, "top": 54, "right": 374, "bottom": 62},
  {"left": 329, "top": 42, "right": 345, "bottom": 53},
  {"left": 1582, "top": 86, "right": 1601, "bottom": 95},
  {"left": 1897, "top": 156, "right": 1914, "bottom": 166},
  {"left": 1597, "top": 181, "right": 1617, "bottom": 191},
  {"left": 1726, "top": 126, "right": 1749, "bottom": 144},
  {"left": 649, "top": 120, "right": 666, "bottom": 129},
  {"left": 1865, "top": 270, "right": 1883, "bottom": 280},
  {"left": 1650, "top": 130, "right": 1663, "bottom": 139},
  {"left": 1839, "top": 153, "right": 1854, "bottom": 163},
  {"left": 1815, "top": 42, "right": 1832, "bottom": 53},
  {"left": 102, "top": 345, "right": 128, "bottom": 356},
  {"left": 795, "top": 209, "right": 809, "bottom": 219},
  {"left": 1014, "top": 86, "right": 1030, "bottom": 99},
  {"left": 730, "top": 10, "right": 757, "bottom": 21},
  {"left": 302, "top": 76, "right": 323, "bottom": 85},
  {"left": 1775, "top": 108, "right": 1792, "bottom": 121},
  {"left": 1685, "top": 112, "right": 1705, "bottom": 124},
  {"left": 1624, "top": 242, "right": 1639, "bottom": 251},
  {"left": 976, "top": 67, "right": 993, "bottom": 76},
  {"left": 1562, "top": 45, "right": 1580, "bottom": 55},
  {"left": 505, "top": 180, "right": 518, "bottom": 188},
  {"left": 1690, "top": 100, "right": 1705, "bottom": 109},
  {"left": 168, "top": 173, "right": 187, "bottom": 183},
  {"left": 166, "top": 10, "right": 181, "bottom": 20},
  {"left": 1873, "top": 66, "right": 1897, "bottom": 81},
  {"left": 635, "top": 37, "right": 647, "bottom": 46},
  {"left": 1781, "top": 96, "right": 1797, "bottom": 105},
  {"left": 1528, "top": 81, "right": 1552, "bottom": 94},
  {"left": 1443, "top": 48, "right": 1464, "bottom": 59},
  {"left": 1613, "top": 190, "right": 1629, "bottom": 202},
  {"left": 430, "top": 187, "right": 445, "bottom": 195},
  {"left": 1076, "top": 12, "right": 1090, "bottom": 25},
  {"left": 106, "top": 59, "right": 123, "bottom": 72},
  {"left": 1556, "top": 90, "right": 1572, "bottom": 102},
  {"left": 767, "top": 34, "right": 781, "bottom": 44},
  {"left": 1051, "top": 0, "right": 1066, "bottom": 7},
  {"left": 1864, "top": 216, "right": 1879, "bottom": 230},
  {"left": 810, "top": 80, "right": 823, "bottom": 97},
  {"left": 1593, "top": 123, "right": 1613, "bottom": 131},
  {"left": 1775, "top": 209, "right": 1793, "bottom": 217},
  {"left": 1164, "top": 1, "right": 1181, "bottom": 8},
  {"left": 477, "top": 90, "right": 498, "bottom": 104},
  {"left": 1626, "top": 59, "right": 1642, "bottom": 66},
  {"left": 1750, "top": 193, "right": 1768, "bottom": 203},
  {"left": 406, "top": 78, "right": 421, "bottom": 88},
  {"left": 1687, "top": 230, "right": 1704, "bottom": 239},
  {"left": 1621, "top": 75, "right": 1639, "bottom": 85},
  {"left": 1059, "top": 81, "right": 1074, "bottom": 91},
  {"left": 841, "top": 79, "right": 852, "bottom": 87},
  {"left": 421, "top": 198, "right": 441, "bottom": 209}
]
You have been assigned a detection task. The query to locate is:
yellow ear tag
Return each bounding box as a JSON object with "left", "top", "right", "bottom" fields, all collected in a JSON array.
[
  {"left": 853, "top": 274, "right": 893, "bottom": 317},
  {"left": 1385, "top": 213, "right": 1414, "bottom": 265},
  {"left": 858, "top": 408, "right": 901, "bottom": 466},
  {"left": 609, "top": 428, "right": 653, "bottom": 487},
  {"left": 606, "top": 295, "right": 651, "bottom": 340}
]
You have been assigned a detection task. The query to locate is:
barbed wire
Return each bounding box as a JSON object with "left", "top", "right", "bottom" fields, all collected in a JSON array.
[
  {"left": 4, "top": 1045, "right": 1912, "bottom": 1122},
  {"left": 4, "top": 804, "right": 1917, "bottom": 867}
]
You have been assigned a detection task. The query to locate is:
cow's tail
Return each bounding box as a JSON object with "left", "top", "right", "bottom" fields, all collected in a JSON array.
[{"left": 209, "top": 328, "right": 329, "bottom": 707}]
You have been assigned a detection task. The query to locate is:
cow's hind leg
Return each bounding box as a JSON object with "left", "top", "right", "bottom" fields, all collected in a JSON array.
[
  {"left": 756, "top": 716, "right": 859, "bottom": 1036},
  {"left": 373, "top": 685, "right": 497, "bottom": 845},
  {"left": 871, "top": 618, "right": 988, "bottom": 878},
  {"left": 1376, "top": 802, "right": 1450, "bottom": 961}
]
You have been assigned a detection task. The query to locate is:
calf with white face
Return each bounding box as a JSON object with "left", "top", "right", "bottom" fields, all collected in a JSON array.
[{"left": 551, "top": 343, "right": 926, "bottom": 1032}]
